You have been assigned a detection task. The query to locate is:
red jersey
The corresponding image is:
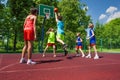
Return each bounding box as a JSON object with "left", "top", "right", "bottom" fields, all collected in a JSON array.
[{"left": 24, "top": 16, "right": 35, "bottom": 41}]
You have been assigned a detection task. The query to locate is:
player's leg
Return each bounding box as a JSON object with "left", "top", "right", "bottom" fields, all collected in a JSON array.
[
  {"left": 56, "top": 37, "right": 65, "bottom": 44},
  {"left": 86, "top": 45, "right": 91, "bottom": 58},
  {"left": 75, "top": 46, "right": 80, "bottom": 56},
  {"left": 79, "top": 48, "right": 85, "bottom": 57},
  {"left": 53, "top": 45, "right": 56, "bottom": 57},
  {"left": 43, "top": 45, "right": 49, "bottom": 57},
  {"left": 27, "top": 41, "right": 36, "bottom": 64},
  {"left": 56, "top": 34, "right": 68, "bottom": 56},
  {"left": 27, "top": 41, "right": 32, "bottom": 59},
  {"left": 93, "top": 45, "right": 99, "bottom": 59},
  {"left": 56, "top": 34, "right": 67, "bottom": 48},
  {"left": 20, "top": 41, "right": 28, "bottom": 63}
]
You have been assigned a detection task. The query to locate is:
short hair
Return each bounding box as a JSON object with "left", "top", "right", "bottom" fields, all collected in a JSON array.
[
  {"left": 48, "top": 27, "right": 54, "bottom": 31},
  {"left": 89, "top": 23, "right": 94, "bottom": 28},
  {"left": 57, "top": 15, "right": 62, "bottom": 21},
  {"left": 77, "top": 33, "right": 80, "bottom": 36},
  {"left": 30, "top": 8, "right": 38, "bottom": 15}
]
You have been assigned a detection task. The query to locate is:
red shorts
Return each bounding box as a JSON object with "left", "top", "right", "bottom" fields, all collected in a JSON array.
[
  {"left": 24, "top": 29, "right": 34, "bottom": 41},
  {"left": 90, "top": 43, "right": 96, "bottom": 46},
  {"left": 47, "top": 43, "right": 55, "bottom": 46},
  {"left": 76, "top": 46, "right": 82, "bottom": 50}
]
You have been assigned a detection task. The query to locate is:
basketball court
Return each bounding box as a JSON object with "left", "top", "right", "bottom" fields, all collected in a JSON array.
[
  {"left": 0, "top": 4, "right": 120, "bottom": 80},
  {"left": 0, "top": 53, "right": 120, "bottom": 80}
]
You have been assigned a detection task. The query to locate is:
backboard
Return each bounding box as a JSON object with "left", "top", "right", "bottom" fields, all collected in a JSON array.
[{"left": 39, "top": 4, "right": 54, "bottom": 18}]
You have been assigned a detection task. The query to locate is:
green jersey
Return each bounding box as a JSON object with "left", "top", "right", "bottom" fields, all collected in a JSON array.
[{"left": 48, "top": 32, "right": 55, "bottom": 43}]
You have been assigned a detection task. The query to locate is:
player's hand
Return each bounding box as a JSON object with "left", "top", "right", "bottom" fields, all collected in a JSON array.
[
  {"left": 34, "top": 35, "right": 37, "bottom": 41},
  {"left": 86, "top": 37, "right": 90, "bottom": 40}
]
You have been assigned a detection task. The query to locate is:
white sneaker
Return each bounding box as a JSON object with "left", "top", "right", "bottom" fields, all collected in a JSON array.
[
  {"left": 53, "top": 55, "right": 56, "bottom": 57},
  {"left": 82, "top": 55, "right": 85, "bottom": 58},
  {"left": 86, "top": 55, "right": 91, "bottom": 58},
  {"left": 19, "top": 58, "right": 26, "bottom": 64},
  {"left": 76, "top": 54, "right": 80, "bottom": 57},
  {"left": 94, "top": 56, "right": 99, "bottom": 59},
  {"left": 42, "top": 54, "right": 45, "bottom": 57},
  {"left": 27, "top": 60, "right": 36, "bottom": 65}
]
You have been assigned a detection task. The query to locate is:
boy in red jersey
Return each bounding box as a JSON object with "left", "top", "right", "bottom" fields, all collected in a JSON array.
[{"left": 20, "top": 8, "right": 38, "bottom": 64}]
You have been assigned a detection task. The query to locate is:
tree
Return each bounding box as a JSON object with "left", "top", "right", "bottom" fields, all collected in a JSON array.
[
  {"left": 104, "top": 18, "right": 120, "bottom": 48},
  {"left": 1, "top": 0, "right": 91, "bottom": 52},
  {"left": 57, "top": 0, "right": 91, "bottom": 48},
  {"left": 58, "top": 0, "right": 91, "bottom": 32},
  {"left": 8, "top": 0, "right": 35, "bottom": 51},
  {"left": 95, "top": 18, "right": 120, "bottom": 49}
]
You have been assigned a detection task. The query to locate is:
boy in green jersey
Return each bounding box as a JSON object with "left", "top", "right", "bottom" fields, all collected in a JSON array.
[{"left": 43, "top": 28, "right": 56, "bottom": 57}]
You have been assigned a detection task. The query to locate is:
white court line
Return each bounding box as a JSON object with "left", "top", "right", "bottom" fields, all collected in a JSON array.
[
  {"left": 0, "top": 54, "right": 120, "bottom": 74},
  {"left": 0, "top": 62, "right": 18, "bottom": 71},
  {"left": 0, "top": 62, "right": 120, "bottom": 74}
]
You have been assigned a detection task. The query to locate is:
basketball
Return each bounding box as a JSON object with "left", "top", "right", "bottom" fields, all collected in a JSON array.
[{"left": 54, "top": 8, "right": 58, "bottom": 12}]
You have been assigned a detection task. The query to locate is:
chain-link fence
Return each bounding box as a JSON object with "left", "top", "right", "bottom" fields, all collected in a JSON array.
[{"left": 0, "top": 35, "right": 120, "bottom": 53}]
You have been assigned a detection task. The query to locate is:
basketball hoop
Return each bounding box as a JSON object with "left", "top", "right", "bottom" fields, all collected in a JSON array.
[{"left": 45, "top": 13, "right": 50, "bottom": 19}]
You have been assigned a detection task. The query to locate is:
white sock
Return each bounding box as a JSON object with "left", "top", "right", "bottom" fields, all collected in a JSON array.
[{"left": 27, "top": 59, "right": 32, "bottom": 62}]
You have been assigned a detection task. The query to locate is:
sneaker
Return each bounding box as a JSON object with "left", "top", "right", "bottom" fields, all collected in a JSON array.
[
  {"left": 82, "top": 55, "right": 85, "bottom": 58},
  {"left": 42, "top": 54, "right": 45, "bottom": 57},
  {"left": 53, "top": 55, "right": 56, "bottom": 57},
  {"left": 76, "top": 54, "right": 80, "bottom": 57},
  {"left": 27, "top": 60, "right": 36, "bottom": 65},
  {"left": 94, "top": 56, "right": 99, "bottom": 59},
  {"left": 86, "top": 55, "right": 91, "bottom": 58},
  {"left": 19, "top": 58, "right": 26, "bottom": 64},
  {"left": 63, "top": 44, "right": 67, "bottom": 49},
  {"left": 64, "top": 50, "right": 68, "bottom": 56}
]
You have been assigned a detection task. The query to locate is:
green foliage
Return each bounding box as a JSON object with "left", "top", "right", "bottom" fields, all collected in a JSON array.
[
  {"left": 58, "top": 0, "right": 91, "bottom": 32},
  {"left": 95, "top": 18, "right": 120, "bottom": 49},
  {"left": 0, "top": 4, "right": 4, "bottom": 9},
  {"left": 0, "top": 0, "right": 91, "bottom": 52},
  {"left": 9, "top": 0, "right": 35, "bottom": 20}
]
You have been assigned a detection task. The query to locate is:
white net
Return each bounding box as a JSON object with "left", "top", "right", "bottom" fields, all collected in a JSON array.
[{"left": 45, "top": 13, "right": 50, "bottom": 19}]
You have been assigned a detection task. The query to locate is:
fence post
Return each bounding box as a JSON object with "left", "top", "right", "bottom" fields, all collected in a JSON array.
[
  {"left": 39, "top": 16, "right": 46, "bottom": 53},
  {"left": 100, "top": 38, "right": 102, "bottom": 51},
  {"left": 83, "top": 37, "right": 86, "bottom": 52}
]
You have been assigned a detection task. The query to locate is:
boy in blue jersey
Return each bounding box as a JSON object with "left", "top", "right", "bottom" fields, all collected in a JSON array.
[
  {"left": 75, "top": 33, "right": 85, "bottom": 57},
  {"left": 55, "top": 12, "right": 68, "bottom": 56},
  {"left": 86, "top": 23, "right": 99, "bottom": 59}
]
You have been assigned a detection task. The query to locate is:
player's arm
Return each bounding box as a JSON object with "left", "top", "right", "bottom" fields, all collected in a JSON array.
[
  {"left": 33, "top": 16, "right": 37, "bottom": 40},
  {"left": 46, "top": 31, "right": 50, "bottom": 34},
  {"left": 46, "top": 28, "right": 51, "bottom": 34},
  {"left": 76, "top": 39, "right": 78, "bottom": 43},
  {"left": 89, "top": 30, "right": 95, "bottom": 38},
  {"left": 23, "top": 17, "right": 27, "bottom": 28},
  {"left": 55, "top": 12, "right": 58, "bottom": 22},
  {"left": 80, "top": 38, "right": 83, "bottom": 42}
]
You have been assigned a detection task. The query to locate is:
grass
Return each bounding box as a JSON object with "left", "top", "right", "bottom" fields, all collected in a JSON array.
[
  {"left": 0, "top": 48, "right": 120, "bottom": 54},
  {"left": 99, "top": 48, "right": 120, "bottom": 53}
]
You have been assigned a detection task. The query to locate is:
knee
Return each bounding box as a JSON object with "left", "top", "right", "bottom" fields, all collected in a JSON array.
[
  {"left": 28, "top": 46, "right": 32, "bottom": 50},
  {"left": 24, "top": 45, "right": 28, "bottom": 49},
  {"left": 88, "top": 46, "right": 90, "bottom": 49}
]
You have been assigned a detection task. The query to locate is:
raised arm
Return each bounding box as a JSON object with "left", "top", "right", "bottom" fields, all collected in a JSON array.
[{"left": 55, "top": 12, "right": 58, "bottom": 22}]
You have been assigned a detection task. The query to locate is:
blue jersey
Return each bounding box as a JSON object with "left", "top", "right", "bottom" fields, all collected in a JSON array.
[
  {"left": 57, "top": 20, "right": 64, "bottom": 34},
  {"left": 89, "top": 28, "right": 96, "bottom": 44},
  {"left": 76, "top": 37, "right": 82, "bottom": 46}
]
